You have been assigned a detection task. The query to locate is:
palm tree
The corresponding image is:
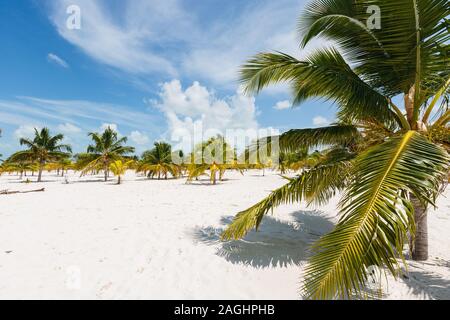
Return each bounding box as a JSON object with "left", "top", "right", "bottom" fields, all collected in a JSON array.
[
  {"left": 137, "top": 142, "right": 180, "bottom": 179},
  {"left": 187, "top": 136, "right": 241, "bottom": 185},
  {"left": 1, "top": 161, "right": 37, "bottom": 179},
  {"left": 9, "top": 128, "right": 72, "bottom": 182},
  {"left": 110, "top": 159, "right": 134, "bottom": 184},
  {"left": 223, "top": 0, "right": 449, "bottom": 299},
  {"left": 46, "top": 157, "right": 73, "bottom": 176},
  {"left": 81, "top": 127, "right": 135, "bottom": 181},
  {"left": 277, "top": 149, "right": 309, "bottom": 174}
]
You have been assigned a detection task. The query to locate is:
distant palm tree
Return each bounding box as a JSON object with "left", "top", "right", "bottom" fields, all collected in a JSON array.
[
  {"left": 137, "top": 142, "right": 180, "bottom": 179},
  {"left": 9, "top": 128, "right": 71, "bottom": 182},
  {"left": 0, "top": 161, "right": 36, "bottom": 179},
  {"left": 187, "top": 136, "right": 242, "bottom": 184},
  {"left": 46, "top": 157, "right": 73, "bottom": 176},
  {"left": 81, "top": 127, "right": 135, "bottom": 181},
  {"left": 224, "top": 0, "right": 449, "bottom": 299},
  {"left": 109, "top": 159, "right": 134, "bottom": 184}
]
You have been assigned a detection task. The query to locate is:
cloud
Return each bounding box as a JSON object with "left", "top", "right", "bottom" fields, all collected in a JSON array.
[
  {"left": 274, "top": 100, "right": 291, "bottom": 110},
  {"left": 58, "top": 123, "right": 81, "bottom": 133},
  {"left": 47, "top": 53, "right": 69, "bottom": 68},
  {"left": 14, "top": 125, "right": 40, "bottom": 139},
  {"left": 152, "top": 80, "right": 276, "bottom": 151},
  {"left": 45, "top": 0, "right": 325, "bottom": 89},
  {"left": 100, "top": 123, "right": 119, "bottom": 133},
  {"left": 7, "top": 97, "right": 163, "bottom": 134},
  {"left": 47, "top": 0, "right": 183, "bottom": 76},
  {"left": 130, "top": 131, "right": 150, "bottom": 145},
  {"left": 0, "top": 97, "right": 164, "bottom": 155},
  {"left": 313, "top": 116, "right": 330, "bottom": 126}
]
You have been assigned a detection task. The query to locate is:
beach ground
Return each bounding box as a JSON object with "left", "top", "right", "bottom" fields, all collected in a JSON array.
[{"left": 0, "top": 170, "right": 449, "bottom": 299}]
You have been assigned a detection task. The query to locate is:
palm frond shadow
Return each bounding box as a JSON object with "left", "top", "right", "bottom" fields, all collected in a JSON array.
[
  {"left": 402, "top": 270, "right": 450, "bottom": 300},
  {"left": 192, "top": 210, "right": 334, "bottom": 269}
]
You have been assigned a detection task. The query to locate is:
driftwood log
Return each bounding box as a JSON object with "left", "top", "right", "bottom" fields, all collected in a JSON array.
[{"left": 0, "top": 188, "right": 45, "bottom": 195}]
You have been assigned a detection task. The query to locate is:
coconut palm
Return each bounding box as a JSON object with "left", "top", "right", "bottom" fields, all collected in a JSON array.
[
  {"left": 9, "top": 128, "right": 72, "bottom": 182},
  {"left": 137, "top": 142, "right": 180, "bottom": 179},
  {"left": 109, "top": 159, "right": 134, "bottom": 184},
  {"left": 187, "top": 136, "right": 241, "bottom": 185},
  {"left": 223, "top": 0, "right": 449, "bottom": 299},
  {"left": 81, "top": 127, "right": 135, "bottom": 181},
  {"left": 46, "top": 157, "right": 73, "bottom": 176},
  {"left": 0, "top": 160, "right": 36, "bottom": 179},
  {"left": 277, "top": 149, "right": 310, "bottom": 174}
]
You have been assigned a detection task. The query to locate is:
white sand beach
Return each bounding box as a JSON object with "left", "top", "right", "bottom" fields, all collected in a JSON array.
[{"left": 0, "top": 171, "right": 449, "bottom": 300}]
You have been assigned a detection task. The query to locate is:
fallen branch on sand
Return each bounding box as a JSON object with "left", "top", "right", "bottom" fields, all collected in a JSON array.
[{"left": 0, "top": 188, "right": 45, "bottom": 195}]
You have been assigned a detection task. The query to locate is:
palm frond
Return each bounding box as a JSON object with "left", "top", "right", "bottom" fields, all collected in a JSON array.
[
  {"left": 280, "top": 125, "right": 359, "bottom": 152},
  {"left": 222, "top": 159, "right": 353, "bottom": 240},
  {"left": 302, "top": 131, "right": 449, "bottom": 299}
]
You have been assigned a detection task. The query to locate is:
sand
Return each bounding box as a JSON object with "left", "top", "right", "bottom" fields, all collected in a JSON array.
[{"left": 0, "top": 170, "right": 449, "bottom": 300}]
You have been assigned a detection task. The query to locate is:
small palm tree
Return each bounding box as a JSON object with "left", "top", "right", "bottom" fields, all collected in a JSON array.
[
  {"left": 81, "top": 127, "right": 135, "bottom": 181},
  {"left": 9, "top": 128, "right": 72, "bottom": 182},
  {"left": 137, "top": 142, "right": 180, "bottom": 179},
  {"left": 1, "top": 160, "right": 36, "bottom": 179},
  {"left": 109, "top": 159, "right": 134, "bottom": 184},
  {"left": 224, "top": 0, "right": 449, "bottom": 299},
  {"left": 187, "top": 136, "right": 241, "bottom": 185}
]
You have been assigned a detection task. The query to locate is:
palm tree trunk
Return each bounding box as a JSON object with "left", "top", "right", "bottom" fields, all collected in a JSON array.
[
  {"left": 118, "top": 175, "right": 121, "bottom": 185},
  {"left": 37, "top": 161, "right": 44, "bottom": 182},
  {"left": 411, "top": 195, "right": 428, "bottom": 261},
  {"left": 104, "top": 162, "right": 109, "bottom": 182}
]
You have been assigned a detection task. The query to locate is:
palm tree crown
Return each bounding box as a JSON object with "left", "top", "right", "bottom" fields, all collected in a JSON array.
[
  {"left": 9, "top": 127, "right": 71, "bottom": 182},
  {"left": 138, "top": 142, "right": 180, "bottom": 179},
  {"left": 81, "top": 127, "right": 135, "bottom": 181}
]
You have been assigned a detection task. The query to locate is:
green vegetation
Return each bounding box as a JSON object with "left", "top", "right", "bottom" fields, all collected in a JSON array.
[{"left": 224, "top": 0, "right": 450, "bottom": 300}]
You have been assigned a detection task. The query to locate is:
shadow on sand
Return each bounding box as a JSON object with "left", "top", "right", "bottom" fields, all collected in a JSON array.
[
  {"left": 192, "top": 210, "right": 335, "bottom": 269},
  {"left": 402, "top": 267, "right": 450, "bottom": 300}
]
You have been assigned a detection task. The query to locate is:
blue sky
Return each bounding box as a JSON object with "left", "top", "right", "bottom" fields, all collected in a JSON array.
[{"left": 0, "top": 0, "right": 337, "bottom": 157}]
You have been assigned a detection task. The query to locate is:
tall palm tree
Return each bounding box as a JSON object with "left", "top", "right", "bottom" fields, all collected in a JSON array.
[
  {"left": 137, "top": 142, "right": 180, "bottom": 179},
  {"left": 9, "top": 128, "right": 72, "bottom": 182},
  {"left": 81, "top": 127, "right": 135, "bottom": 181},
  {"left": 223, "top": 0, "right": 449, "bottom": 299}
]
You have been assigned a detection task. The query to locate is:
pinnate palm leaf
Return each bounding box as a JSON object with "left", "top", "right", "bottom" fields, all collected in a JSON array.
[
  {"left": 222, "top": 159, "right": 353, "bottom": 240},
  {"left": 302, "top": 131, "right": 449, "bottom": 299}
]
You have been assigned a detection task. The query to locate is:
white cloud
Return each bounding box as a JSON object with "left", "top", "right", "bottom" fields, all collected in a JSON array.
[
  {"left": 100, "top": 123, "right": 119, "bottom": 134},
  {"left": 313, "top": 116, "right": 330, "bottom": 126},
  {"left": 274, "top": 100, "right": 291, "bottom": 110},
  {"left": 47, "top": 53, "right": 69, "bottom": 68},
  {"left": 58, "top": 123, "right": 81, "bottom": 133},
  {"left": 47, "top": 0, "right": 182, "bottom": 76},
  {"left": 153, "top": 80, "right": 274, "bottom": 150},
  {"left": 8, "top": 97, "right": 163, "bottom": 133},
  {"left": 45, "top": 0, "right": 327, "bottom": 89},
  {"left": 0, "top": 97, "right": 165, "bottom": 154},
  {"left": 130, "top": 131, "right": 150, "bottom": 145}
]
